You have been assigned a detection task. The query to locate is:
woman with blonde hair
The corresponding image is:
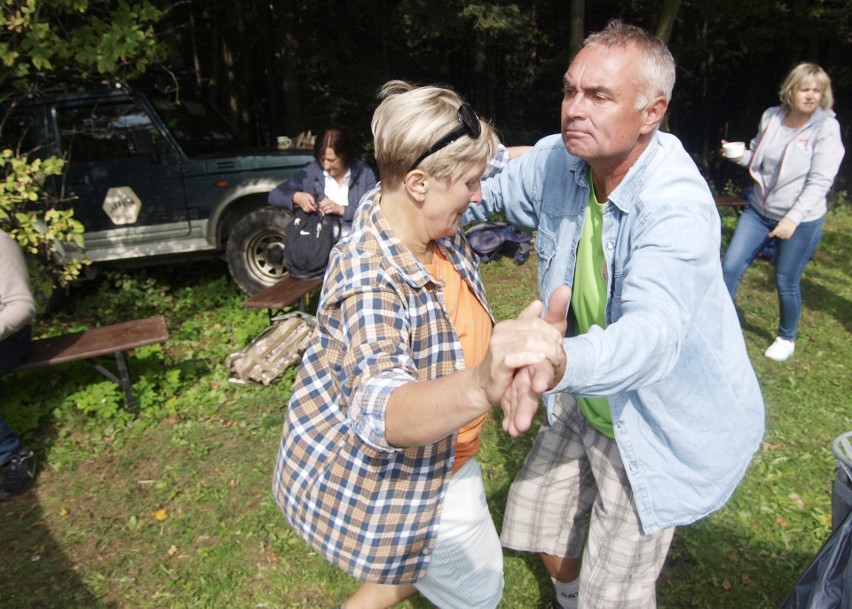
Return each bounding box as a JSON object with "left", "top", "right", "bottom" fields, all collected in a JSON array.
[
  {"left": 272, "top": 81, "right": 566, "bottom": 608},
  {"left": 721, "top": 62, "right": 845, "bottom": 361}
]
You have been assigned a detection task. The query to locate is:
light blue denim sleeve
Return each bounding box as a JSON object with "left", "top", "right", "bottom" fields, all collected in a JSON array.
[
  {"left": 466, "top": 135, "right": 565, "bottom": 229},
  {"left": 555, "top": 191, "right": 724, "bottom": 397}
]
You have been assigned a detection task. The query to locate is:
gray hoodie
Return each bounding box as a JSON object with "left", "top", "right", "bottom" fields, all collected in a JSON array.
[{"left": 737, "top": 105, "right": 845, "bottom": 224}]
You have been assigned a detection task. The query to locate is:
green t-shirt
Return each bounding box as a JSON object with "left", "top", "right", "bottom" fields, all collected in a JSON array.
[{"left": 571, "top": 178, "right": 613, "bottom": 438}]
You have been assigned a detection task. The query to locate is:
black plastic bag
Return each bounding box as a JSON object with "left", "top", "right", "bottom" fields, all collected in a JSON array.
[{"left": 778, "top": 489, "right": 852, "bottom": 608}]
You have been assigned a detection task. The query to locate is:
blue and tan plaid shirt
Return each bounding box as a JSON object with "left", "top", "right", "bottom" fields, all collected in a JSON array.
[{"left": 273, "top": 187, "right": 494, "bottom": 583}]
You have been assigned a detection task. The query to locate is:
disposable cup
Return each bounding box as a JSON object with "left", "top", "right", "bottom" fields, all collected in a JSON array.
[{"left": 723, "top": 141, "right": 746, "bottom": 158}]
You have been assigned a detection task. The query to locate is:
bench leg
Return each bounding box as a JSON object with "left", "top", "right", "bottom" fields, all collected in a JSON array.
[
  {"left": 88, "top": 352, "right": 138, "bottom": 414},
  {"left": 267, "top": 296, "right": 308, "bottom": 322}
]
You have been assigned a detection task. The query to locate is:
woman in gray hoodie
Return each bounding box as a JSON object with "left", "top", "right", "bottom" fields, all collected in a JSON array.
[{"left": 721, "top": 63, "right": 845, "bottom": 361}]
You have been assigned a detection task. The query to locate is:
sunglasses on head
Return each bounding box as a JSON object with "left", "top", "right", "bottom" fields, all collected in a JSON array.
[{"left": 408, "top": 103, "right": 481, "bottom": 173}]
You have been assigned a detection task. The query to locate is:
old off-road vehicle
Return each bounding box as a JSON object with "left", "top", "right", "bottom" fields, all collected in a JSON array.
[{"left": 2, "top": 85, "right": 313, "bottom": 294}]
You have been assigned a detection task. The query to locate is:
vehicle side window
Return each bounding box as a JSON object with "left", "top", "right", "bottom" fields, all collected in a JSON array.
[
  {"left": 56, "top": 101, "right": 162, "bottom": 164},
  {"left": 152, "top": 97, "right": 241, "bottom": 156},
  {"left": 1, "top": 112, "right": 39, "bottom": 156}
]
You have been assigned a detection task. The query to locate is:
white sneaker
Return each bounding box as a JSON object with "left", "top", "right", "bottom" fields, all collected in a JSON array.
[{"left": 765, "top": 337, "right": 795, "bottom": 361}]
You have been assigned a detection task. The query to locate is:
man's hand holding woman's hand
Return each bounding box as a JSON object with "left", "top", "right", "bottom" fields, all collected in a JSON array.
[
  {"left": 475, "top": 288, "right": 567, "bottom": 428},
  {"left": 500, "top": 285, "right": 571, "bottom": 437}
]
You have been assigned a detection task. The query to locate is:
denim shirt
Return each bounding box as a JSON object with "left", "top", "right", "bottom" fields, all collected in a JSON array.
[{"left": 468, "top": 132, "right": 765, "bottom": 533}]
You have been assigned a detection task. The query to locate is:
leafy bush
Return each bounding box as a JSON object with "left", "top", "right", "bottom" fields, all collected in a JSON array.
[
  {"left": 0, "top": 150, "right": 87, "bottom": 306},
  {"left": 0, "top": 0, "right": 166, "bottom": 295}
]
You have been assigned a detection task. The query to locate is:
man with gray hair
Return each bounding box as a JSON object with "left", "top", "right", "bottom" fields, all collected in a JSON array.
[{"left": 467, "top": 20, "right": 765, "bottom": 608}]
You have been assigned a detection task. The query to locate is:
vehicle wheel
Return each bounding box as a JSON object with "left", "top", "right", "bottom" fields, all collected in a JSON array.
[{"left": 226, "top": 207, "right": 293, "bottom": 295}]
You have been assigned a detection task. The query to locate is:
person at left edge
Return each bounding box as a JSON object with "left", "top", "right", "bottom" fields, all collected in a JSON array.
[
  {"left": 0, "top": 228, "right": 39, "bottom": 500},
  {"left": 268, "top": 127, "right": 378, "bottom": 236},
  {"left": 272, "top": 81, "right": 567, "bottom": 609}
]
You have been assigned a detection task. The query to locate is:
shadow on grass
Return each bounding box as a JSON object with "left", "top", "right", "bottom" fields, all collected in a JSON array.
[
  {"left": 658, "top": 517, "right": 816, "bottom": 609},
  {"left": 801, "top": 276, "right": 852, "bottom": 333},
  {"left": 0, "top": 425, "right": 113, "bottom": 609}
]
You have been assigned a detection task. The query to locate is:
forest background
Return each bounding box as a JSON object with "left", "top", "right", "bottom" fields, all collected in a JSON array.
[
  {"left": 155, "top": 0, "right": 852, "bottom": 195},
  {"left": 1, "top": 2, "right": 851, "bottom": 607},
  {"left": 2, "top": 0, "right": 851, "bottom": 288}
]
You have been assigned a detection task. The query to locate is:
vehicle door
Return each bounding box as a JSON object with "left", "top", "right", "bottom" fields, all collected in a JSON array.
[{"left": 52, "top": 96, "right": 190, "bottom": 261}]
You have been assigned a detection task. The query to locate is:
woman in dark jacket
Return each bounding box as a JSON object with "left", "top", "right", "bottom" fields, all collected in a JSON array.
[{"left": 268, "top": 128, "right": 378, "bottom": 235}]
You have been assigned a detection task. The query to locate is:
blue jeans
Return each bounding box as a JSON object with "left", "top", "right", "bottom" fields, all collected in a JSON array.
[
  {"left": 0, "top": 325, "right": 31, "bottom": 464},
  {"left": 722, "top": 206, "right": 824, "bottom": 341}
]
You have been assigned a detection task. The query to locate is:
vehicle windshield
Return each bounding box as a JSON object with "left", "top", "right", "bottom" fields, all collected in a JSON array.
[{"left": 152, "top": 96, "right": 245, "bottom": 156}]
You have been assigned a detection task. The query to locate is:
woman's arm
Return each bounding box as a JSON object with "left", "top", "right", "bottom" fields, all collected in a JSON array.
[
  {"left": 333, "top": 277, "right": 563, "bottom": 450},
  {"left": 268, "top": 162, "right": 319, "bottom": 211},
  {"left": 784, "top": 117, "right": 846, "bottom": 225},
  {"left": 385, "top": 304, "right": 564, "bottom": 447}
]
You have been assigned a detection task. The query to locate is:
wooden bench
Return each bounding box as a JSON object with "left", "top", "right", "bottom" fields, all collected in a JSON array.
[
  {"left": 15, "top": 315, "right": 170, "bottom": 414},
  {"left": 244, "top": 275, "right": 322, "bottom": 319},
  {"left": 715, "top": 195, "right": 747, "bottom": 213}
]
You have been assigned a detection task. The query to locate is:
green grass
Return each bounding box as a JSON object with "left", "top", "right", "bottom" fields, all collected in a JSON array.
[{"left": 1, "top": 207, "right": 850, "bottom": 608}]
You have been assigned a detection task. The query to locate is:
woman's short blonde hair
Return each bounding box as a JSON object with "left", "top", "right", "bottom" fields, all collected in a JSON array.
[
  {"left": 780, "top": 63, "right": 834, "bottom": 110},
  {"left": 371, "top": 81, "right": 498, "bottom": 186}
]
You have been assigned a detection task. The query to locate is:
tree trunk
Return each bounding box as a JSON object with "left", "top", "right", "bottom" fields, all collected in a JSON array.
[
  {"left": 656, "top": 0, "right": 682, "bottom": 43},
  {"left": 569, "top": 0, "right": 584, "bottom": 59}
]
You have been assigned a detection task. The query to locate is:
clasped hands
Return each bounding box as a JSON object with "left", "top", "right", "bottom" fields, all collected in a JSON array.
[{"left": 482, "top": 285, "right": 572, "bottom": 439}]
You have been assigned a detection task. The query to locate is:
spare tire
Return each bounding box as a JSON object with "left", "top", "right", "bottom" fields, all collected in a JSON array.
[{"left": 226, "top": 207, "right": 293, "bottom": 294}]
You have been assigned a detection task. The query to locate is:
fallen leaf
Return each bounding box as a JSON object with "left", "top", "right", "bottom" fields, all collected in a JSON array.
[
  {"left": 775, "top": 516, "right": 789, "bottom": 527},
  {"left": 154, "top": 509, "right": 169, "bottom": 522},
  {"left": 762, "top": 442, "right": 781, "bottom": 452},
  {"left": 59, "top": 507, "right": 69, "bottom": 517},
  {"left": 722, "top": 580, "right": 732, "bottom": 590},
  {"left": 788, "top": 492, "right": 805, "bottom": 509},
  {"left": 167, "top": 544, "right": 178, "bottom": 557},
  {"left": 742, "top": 574, "right": 753, "bottom": 586},
  {"left": 728, "top": 551, "right": 740, "bottom": 564}
]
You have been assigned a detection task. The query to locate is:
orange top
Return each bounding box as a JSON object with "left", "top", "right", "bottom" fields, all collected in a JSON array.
[{"left": 425, "top": 249, "right": 492, "bottom": 473}]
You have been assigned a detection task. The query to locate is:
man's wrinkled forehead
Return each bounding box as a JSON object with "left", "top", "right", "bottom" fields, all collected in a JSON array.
[
  {"left": 564, "top": 44, "right": 640, "bottom": 95},
  {"left": 565, "top": 47, "right": 612, "bottom": 88}
]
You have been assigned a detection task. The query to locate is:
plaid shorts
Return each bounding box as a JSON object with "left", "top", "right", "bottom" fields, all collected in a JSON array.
[{"left": 500, "top": 394, "right": 674, "bottom": 608}]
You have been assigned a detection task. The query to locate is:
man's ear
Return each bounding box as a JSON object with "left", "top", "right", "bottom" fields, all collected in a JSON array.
[
  {"left": 404, "top": 171, "right": 428, "bottom": 202},
  {"left": 641, "top": 96, "right": 668, "bottom": 134}
]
